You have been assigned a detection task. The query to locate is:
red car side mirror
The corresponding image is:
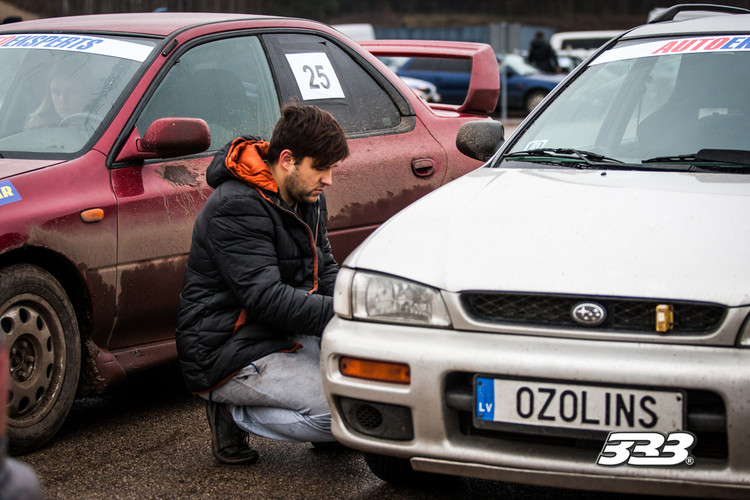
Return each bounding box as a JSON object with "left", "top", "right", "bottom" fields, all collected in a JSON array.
[{"left": 115, "top": 117, "right": 211, "bottom": 162}]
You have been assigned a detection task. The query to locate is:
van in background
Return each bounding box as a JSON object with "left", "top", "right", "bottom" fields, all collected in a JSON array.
[
  {"left": 549, "top": 30, "right": 621, "bottom": 59},
  {"left": 332, "top": 23, "right": 375, "bottom": 40}
]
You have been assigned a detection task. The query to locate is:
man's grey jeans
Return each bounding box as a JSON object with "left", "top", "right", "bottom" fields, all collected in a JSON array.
[{"left": 200, "top": 335, "right": 336, "bottom": 442}]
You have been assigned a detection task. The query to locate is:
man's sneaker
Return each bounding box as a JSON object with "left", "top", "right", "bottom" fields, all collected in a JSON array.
[{"left": 205, "top": 400, "right": 259, "bottom": 465}]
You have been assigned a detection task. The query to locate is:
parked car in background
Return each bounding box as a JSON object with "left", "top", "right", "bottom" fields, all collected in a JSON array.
[
  {"left": 399, "top": 76, "right": 441, "bottom": 103},
  {"left": 0, "top": 13, "right": 498, "bottom": 453},
  {"left": 322, "top": 4, "right": 750, "bottom": 498},
  {"left": 396, "top": 51, "right": 564, "bottom": 113},
  {"left": 332, "top": 23, "right": 375, "bottom": 41},
  {"left": 556, "top": 53, "right": 584, "bottom": 73},
  {"left": 372, "top": 54, "right": 440, "bottom": 102}
]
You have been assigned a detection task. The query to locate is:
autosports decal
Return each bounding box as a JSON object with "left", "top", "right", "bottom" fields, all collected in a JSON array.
[
  {"left": 0, "top": 180, "right": 21, "bottom": 207},
  {"left": 285, "top": 52, "right": 345, "bottom": 101},
  {"left": 592, "top": 35, "right": 750, "bottom": 65},
  {"left": 0, "top": 34, "right": 153, "bottom": 62}
]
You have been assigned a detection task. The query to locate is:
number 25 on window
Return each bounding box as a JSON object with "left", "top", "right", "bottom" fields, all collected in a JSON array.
[{"left": 303, "top": 64, "right": 330, "bottom": 90}]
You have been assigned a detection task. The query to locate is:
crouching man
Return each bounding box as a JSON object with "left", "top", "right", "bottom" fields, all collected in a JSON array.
[{"left": 176, "top": 103, "right": 349, "bottom": 464}]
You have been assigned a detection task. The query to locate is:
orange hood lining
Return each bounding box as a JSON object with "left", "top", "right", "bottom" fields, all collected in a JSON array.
[{"left": 225, "top": 138, "right": 278, "bottom": 193}]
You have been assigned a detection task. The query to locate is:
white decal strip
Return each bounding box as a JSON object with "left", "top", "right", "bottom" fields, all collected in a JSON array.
[
  {"left": 592, "top": 35, "right": 750, "bottom": 65},
  {"left": 0, "top": 33, "right": 153, "bottom": 62}
]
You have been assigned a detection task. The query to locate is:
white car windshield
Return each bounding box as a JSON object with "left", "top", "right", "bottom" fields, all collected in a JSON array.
[
  {"left": 0, "top": 34, "right": 155, "bottom": 156},
  {"left": 505, "top": 35, "right": 750, "bottom": 169}
]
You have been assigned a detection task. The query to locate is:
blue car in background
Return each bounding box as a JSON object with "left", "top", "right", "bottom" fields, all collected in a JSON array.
[{"left": 397, "top": 53, "right": 565, "bottom": 113}]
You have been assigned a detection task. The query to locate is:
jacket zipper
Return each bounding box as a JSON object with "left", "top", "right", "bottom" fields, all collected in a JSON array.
[{"left": 256, "top": 187, "right": 320, "bottom": 293}]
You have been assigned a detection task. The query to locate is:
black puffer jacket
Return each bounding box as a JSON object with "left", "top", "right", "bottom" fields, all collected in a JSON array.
[{"left": 176, "top": 136, "right": 338, "bottom": 393}]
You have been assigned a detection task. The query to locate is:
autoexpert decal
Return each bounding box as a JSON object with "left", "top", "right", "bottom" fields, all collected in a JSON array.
[{"left": 592, "top": 34, "right": 750, "bottom": 65}]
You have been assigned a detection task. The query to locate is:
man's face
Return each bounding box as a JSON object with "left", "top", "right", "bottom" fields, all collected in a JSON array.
[{"left": 284, "top": 156, "right": 338, "bottom": 205}]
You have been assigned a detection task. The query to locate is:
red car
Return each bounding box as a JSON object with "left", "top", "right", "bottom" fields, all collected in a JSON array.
[{"left": 0, "top": 13, "right": 500, "bottom": 453}]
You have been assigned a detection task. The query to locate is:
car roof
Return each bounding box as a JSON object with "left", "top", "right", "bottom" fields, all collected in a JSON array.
[
  {"left": 0, "top": 12, "right": 278, "bottom": 37},
  {"left": 622, "top": 12, "right": 750, "bottom": 40}
]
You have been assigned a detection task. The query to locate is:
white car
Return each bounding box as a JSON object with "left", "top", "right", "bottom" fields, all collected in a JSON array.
[
  {"left": 399, "top": 76, "right": 441, "bottom": 103},
  {"left": 321, "top": 4, "right": 750, "bottom": 498}
]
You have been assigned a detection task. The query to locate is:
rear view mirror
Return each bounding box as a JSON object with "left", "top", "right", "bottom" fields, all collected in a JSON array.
[
  {"left": 115, "top": 117, "right": 211, "bottom": 162},
  {"left": 456, "top": 120, "right": 505, "bottom": 162}
]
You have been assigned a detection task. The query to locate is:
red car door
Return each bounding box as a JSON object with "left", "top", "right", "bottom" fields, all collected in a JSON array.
[{"left": 108, "top": 34, "right": 281, "bottom": 350}]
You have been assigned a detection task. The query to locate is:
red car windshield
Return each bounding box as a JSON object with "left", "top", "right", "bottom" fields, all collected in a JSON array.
[{"left": 0, "top": 34, "right": 155, "bottom": 156}]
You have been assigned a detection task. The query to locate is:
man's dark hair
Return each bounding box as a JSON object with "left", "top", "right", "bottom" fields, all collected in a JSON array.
[{"left": 268, "top": 102, "right": 349, "bottom": 170}]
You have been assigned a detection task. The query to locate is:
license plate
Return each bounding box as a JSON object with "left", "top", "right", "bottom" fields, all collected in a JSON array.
[{"left": 475, "top": 377, "right": 684, "bottom": 434}]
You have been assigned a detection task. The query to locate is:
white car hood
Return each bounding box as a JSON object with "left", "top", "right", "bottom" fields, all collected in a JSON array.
[{"left": 348, "top": 167, "right": 750, "bottom": 306}]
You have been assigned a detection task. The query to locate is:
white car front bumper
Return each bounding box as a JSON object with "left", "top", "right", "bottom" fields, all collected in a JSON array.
[{"left": 321, "top": 316, "right": 750, "bottom": 498}]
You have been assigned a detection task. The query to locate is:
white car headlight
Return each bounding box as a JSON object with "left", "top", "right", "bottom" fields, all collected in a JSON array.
[
  {"left": 739, "top": 312, "right": 750, "bottom": 347},
  {"left": 333, "top": 268, "right": 451, "bottom": 327}
]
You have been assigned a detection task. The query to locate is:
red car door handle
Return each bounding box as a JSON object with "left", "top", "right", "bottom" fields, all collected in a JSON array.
[{"left": 411, "top": 158, "right": 434, "bottom": 177}]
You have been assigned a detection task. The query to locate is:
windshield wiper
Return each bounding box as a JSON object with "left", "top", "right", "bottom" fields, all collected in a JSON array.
[
  {"left": 503, "top": 148, "right": 632, "bottom": 169},
  {"left": 643, "top": 149, "right": 750, "bottom": 171}
]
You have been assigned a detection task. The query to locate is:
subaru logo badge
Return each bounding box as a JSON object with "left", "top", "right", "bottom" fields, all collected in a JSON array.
[{"left": 571, "top": 302, "right": 606, "bottom": 326}]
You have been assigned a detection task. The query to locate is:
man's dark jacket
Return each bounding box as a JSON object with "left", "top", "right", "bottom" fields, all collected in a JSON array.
[{"left": 176, "top": 136, "right": 338, "bottom": 393}]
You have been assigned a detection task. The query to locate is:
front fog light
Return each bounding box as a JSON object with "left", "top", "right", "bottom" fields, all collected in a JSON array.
[{"left": 339, "top": 397, "right": 414, "bottom": 440}]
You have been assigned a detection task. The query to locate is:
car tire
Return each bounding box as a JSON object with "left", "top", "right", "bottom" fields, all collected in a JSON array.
[
  {"left": 363, "top": 452, "right": 456, "bottom": 487},
  {"left": 0, "top": 264, "right": 81, "bottom": 455},
  {"left": 525, "top": 89, "right": 548, "bottom": 113}
]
